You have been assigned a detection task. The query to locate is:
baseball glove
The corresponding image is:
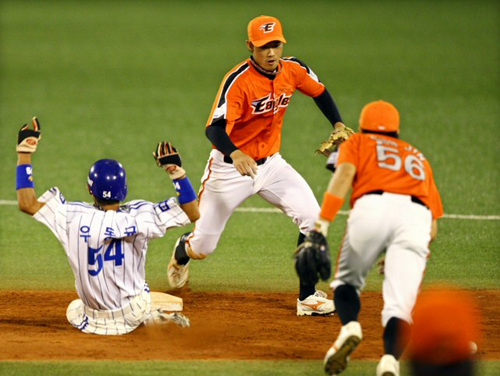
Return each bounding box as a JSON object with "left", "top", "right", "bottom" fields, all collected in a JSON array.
[
  {"left": 153, "top": 141, "right": 185, "bottom": 180},
  {"left": 316, "top": 125, "right": 355, "bottom": 157},
  {"left": 325, "top": 145, "right": 339, "bottom": 172},
  {"left": 294, "top": 231, "right": 331, "bottom": 285},
  {"left": 17, "top": 117, "right": 41, "bottom": 153}
]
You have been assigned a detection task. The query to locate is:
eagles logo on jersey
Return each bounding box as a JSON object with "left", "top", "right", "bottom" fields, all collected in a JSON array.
[
  {"left": 206, "top": 57, "right": 326, "bottom": 160},
  {"left": 251, "top": 93, "right": 292, "bottom": 115}
]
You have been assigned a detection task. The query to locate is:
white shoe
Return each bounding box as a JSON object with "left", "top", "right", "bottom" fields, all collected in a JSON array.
[
  {"left": 323, "top": 321, "right": 362, "bottom": 375},
  {"left": 167, "top": 234, "right": 190, "bottom": 288},
  {"left": 297, "top": 290, "right": 335, "bottom": 316},
  {"left": 376, "top": 354, "right": 399, "bottom": 376}
]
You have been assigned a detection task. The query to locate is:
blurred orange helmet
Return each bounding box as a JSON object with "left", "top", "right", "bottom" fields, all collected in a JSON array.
[
  {"left": 407, "top": 288, "right": 481, "bottom": 365},
  {"left": 359, "top": 100, "right": 400, "bottom": 132}
]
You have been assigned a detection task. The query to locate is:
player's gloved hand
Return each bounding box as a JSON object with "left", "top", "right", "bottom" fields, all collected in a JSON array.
[
  {"left": 316, "top": 124, "right": 355, "bottom": 157},
  {"left": 153, "top": 141, "right": 186, "bottom": 180},
  {"left": 17, "top": 117, "right": 41, "bottom": 153},
  {"left": 294, "top": 230, "right": 331, "bottom": 285}
]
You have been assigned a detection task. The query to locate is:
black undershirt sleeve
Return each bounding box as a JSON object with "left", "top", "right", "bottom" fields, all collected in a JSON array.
[
  {"left": 313, "top": 88, "right": 343, "bottom": 126},
  {"left": 205, "top": 119, "right": 238, "bottom": 156},
  {"left": 206, "top": 89, "right": 341, "bottom": 155}
]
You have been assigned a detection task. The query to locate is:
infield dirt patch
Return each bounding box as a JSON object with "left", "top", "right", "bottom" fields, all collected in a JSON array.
[{"left": 0, "top": 289, "right": 498, "bottom": 361}]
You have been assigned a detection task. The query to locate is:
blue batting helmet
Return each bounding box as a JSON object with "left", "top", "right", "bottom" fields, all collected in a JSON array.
[{"left": 87, "top": 159, "right": 128, "bottom": 202}]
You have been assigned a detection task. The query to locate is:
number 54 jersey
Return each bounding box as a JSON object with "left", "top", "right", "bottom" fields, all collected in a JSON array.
[
  {"left": 33, "top": 187, "right": 190, "bottom": 310},
  {"left": 338, "top": 133, "right": 443, "bottom": 220}
]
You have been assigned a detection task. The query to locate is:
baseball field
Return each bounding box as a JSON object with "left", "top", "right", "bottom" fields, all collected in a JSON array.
[{"left": 1, "top": 0, "right": 499, "bottom": 375}]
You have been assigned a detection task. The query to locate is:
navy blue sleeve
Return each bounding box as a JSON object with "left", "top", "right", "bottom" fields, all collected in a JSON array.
[
  {"left": 205, "top": 119, "right": 238, "bottom": 156},
  {"left": 313, "top": 88, "right": 343, "bottom": 126}
]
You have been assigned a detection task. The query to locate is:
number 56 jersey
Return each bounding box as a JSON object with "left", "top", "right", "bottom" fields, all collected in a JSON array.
[
  {"left": 33, "top": 187, "right": 190, "bottom": 310},
  {"left": 338, "top": 133, "right": 443, "bottom": 220}
]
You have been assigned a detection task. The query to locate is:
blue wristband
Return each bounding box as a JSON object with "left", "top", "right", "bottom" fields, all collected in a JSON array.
[
  {"left": 16, "top": 164, "right": 35, "bottom": 190},
  {"left": 172, "top": 177, "right": 197, "bottom": 204}
]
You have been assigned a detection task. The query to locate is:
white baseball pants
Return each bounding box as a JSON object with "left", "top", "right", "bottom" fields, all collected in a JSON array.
[
  {"left": 330, "top": 192, "right": 432, "bottom": 326},
  {"left": 187, "top": 150, "right": 320, "bottom": 258},
  {"left": 67, "top": 288, "right": 156, "bottom": 335}
]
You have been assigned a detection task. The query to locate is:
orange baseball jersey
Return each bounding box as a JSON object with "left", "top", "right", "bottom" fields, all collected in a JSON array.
[
  {"left": 206, "top": 57, "right": 325, "bottom": 160},
  {"left": 337, "top": 133, "right": 443, "bottom": 219}
]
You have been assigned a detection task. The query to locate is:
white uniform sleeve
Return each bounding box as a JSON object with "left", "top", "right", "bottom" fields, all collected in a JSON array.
[
  {"left": 33, "top": 187, "right": 68, "bottom": 250},
  {"left": 125, "top": 198, "right": 190, "bottom": 239},
  {"left": 154, "top": 197, "right": 191, "bottom": 228}
]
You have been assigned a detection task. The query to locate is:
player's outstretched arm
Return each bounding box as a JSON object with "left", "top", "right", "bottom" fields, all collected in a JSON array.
[
  {"left": 16, "top": 117, "right": 45, "bottom": 216},
  {"left": 153, "top": 141, "right": 200, "bottom": 222},
  {"left": 315, "top": 162, "right": 356, "bottom": 236},
  {"left": 179, "top": 200, "right": 200, "bottom": 223},
  {"left": 316, "top": 123, "right": 355, "bottom": 158}
]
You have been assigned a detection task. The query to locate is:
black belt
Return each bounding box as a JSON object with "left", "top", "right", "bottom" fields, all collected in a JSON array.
[
  {"left": 365, "top": 190, "right": 428, "bottom": 209},
  {"left": 223, "top": 155, "right": 267, "bottom": 165}
]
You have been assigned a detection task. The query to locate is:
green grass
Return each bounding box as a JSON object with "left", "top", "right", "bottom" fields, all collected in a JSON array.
[
  {"left": 0, "top": 0, "right": 498, "bottom": 375},
  {"left": 2, "top": 205, "right": 498, "bottom": 292},
  {"left": 0, "top": 360, "right": 499, "bottom": 376}
]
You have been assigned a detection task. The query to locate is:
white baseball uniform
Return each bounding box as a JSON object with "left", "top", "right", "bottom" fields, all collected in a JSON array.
[{"left": 34, "top": 187, "right": 190, "bottom": 335}]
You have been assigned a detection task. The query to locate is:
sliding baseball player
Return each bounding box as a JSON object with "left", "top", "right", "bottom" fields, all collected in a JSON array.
[{"left": 15, "top": 117, "right": 199, "bottom": 335}]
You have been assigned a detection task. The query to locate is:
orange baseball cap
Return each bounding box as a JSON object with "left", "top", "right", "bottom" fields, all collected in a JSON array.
[
  {"left": 359, "top": 100, "right": 400, "bottom": 132},
  {"left": 247, "top": 15, "right": 286, "bottom": 47}
]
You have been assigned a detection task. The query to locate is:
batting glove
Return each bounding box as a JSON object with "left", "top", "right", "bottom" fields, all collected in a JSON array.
[
  {"left": 153, "top": 141, "right": 186, "bottom": 180},
  {"left": 17, "top": 117, "right": 41, "bottom": 153}
]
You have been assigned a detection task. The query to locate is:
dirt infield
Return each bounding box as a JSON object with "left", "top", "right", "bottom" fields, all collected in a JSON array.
[{"left": 0, "top": 289, "right": 498, "bottom": 361}]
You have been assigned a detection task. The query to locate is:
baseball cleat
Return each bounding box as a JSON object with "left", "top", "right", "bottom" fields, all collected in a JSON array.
[
  {"left": 297, "top": 290, "right": 335, "bottom": 316},
  {"left": 144, "top": 310, "right": 191, "bottom": 328},
  {"left": 376, "top": 354, "right": 399, "bottom": 376},
  {"left": 324, "top": 321, "right": 362, "bottom": 375},
  {"left": 167, "top": 234, "right": 190, "bottom": 288},
  {"left": 159, "top": 312, "right": 191, "bottom": 328}
]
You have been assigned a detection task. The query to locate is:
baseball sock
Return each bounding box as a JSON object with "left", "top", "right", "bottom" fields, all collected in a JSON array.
[
  {"left": 383, "top": 317, "right": 410, "bottom": 359},
  {"left": 297, "top": 232, "right": 316, "bottom": 300},
  {"left": 175, "top": 251, "right": 190, "bottom": 265},
  {"left": 175, "top": 234, "right": 191, "bottom": 265},
  {"left": 299, "top": 283, "right": 316, "bottom": 301},
  {"left": 333, "top": 284, "right": 360, "bottom": 325}
]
